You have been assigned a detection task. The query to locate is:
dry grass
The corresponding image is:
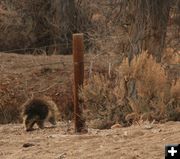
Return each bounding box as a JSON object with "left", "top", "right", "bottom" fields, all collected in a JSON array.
[
  {"left": 0, "top": 53, "right": 74, "bottom": 124},
  {"left": 80, "top": 74, "right": 127, "bottom": 129},
  {"left": 170, "top": 79, "right": 180, "bottom": 99},
  {"left": 0, "top": 51, "right": 179, "bottom": 127},
  {"left": 165, "top": 79, "right": 180, "bottom": 121},
  {"left": 80, "top": 51, "right": 180, "bottom": 129},
  {"left": 0, "top": 80, "right": 25, "bottom": 123}
]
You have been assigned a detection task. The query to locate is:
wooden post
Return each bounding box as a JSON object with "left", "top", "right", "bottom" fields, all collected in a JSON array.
[{"left": 73, "top": 33, "right": 84, "bottom": 133}]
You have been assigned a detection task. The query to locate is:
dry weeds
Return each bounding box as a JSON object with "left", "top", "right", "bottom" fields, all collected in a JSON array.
[{"left": 80, "top": 51, "right": 180, "bottom": 129}]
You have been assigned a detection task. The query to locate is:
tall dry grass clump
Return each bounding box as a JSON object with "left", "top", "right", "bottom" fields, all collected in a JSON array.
[
  {"left": 80, "top": 74, "right": 130, "bottom": 129},
  {"left": 80, "top": 51, "right": 179, "bottom": 129},
  {"left": 165, "top": 79, "right": 180, "bottom": 121},
  {"left": 118, "top": 52, "right": 169, "bottom": 121}
]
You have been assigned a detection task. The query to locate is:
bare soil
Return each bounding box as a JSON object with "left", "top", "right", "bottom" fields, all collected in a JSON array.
[{"left": 0, "top": 121, "right": 179, "bottom": 159}]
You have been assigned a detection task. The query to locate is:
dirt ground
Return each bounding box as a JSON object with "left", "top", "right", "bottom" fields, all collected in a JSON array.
[{"left": 0, "top": 121, "right": 179, "bottom": 159}]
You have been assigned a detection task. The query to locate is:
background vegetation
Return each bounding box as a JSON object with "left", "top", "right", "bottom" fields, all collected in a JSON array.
[{"left": 0, "top": 0, "right": 179, "bottom": 128}]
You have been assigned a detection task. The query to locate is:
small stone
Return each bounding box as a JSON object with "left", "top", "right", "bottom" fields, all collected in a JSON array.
[{"left": 22, "top": 143, "right": 35, "bottom": 148}]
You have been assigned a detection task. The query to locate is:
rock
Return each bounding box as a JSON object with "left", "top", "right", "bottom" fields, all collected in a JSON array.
[{"left": 22, "top": 143, "right": 35, "bottom": 148}]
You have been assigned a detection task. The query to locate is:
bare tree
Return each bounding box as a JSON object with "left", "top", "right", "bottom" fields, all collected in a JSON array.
[
  {"left": 128, "top": 0, "right": 171, "bottom": 62},
  {"left": 51, "top": 0, "right": 76, "bottom": 54}
]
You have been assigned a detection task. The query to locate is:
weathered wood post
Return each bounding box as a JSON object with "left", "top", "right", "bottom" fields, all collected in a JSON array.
[{"left": 73, "top": 33, "right": 84, "bottom": 133}]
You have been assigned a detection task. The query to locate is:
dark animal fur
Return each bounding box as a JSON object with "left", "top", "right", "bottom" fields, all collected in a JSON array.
[{"left": 22, "top": 97, "right": 58, "bottom": 131}]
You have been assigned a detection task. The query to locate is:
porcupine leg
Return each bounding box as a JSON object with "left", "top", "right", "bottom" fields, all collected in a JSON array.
[
  {"left": 36, "top": 120, "right": 45, "bottom": 129},
  {"left": 25, "top": 116, "right": 37, "bottom": 131},
  {"left": 48, "top": 116, "right": 56, "bottom": 126}
]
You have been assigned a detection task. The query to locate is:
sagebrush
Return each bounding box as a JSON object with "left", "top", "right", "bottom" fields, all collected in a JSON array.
[{"left": 80, "top": 51, "right": 180, "bottom": 129}]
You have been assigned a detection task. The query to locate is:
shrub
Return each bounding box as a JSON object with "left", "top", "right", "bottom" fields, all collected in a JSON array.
[
  {"left": 80, "top": 51, "right": 179, "bottom": 129},
  {"left": 165, "top": 79, "right": 180, "bottom": 121},
  {"left": 80, "top": 74, "right": 131, "bottom": 129}
]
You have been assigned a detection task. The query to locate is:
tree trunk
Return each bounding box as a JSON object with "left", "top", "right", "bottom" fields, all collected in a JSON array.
[
  {"left": 129, "top": 0, "right": 171, "bottom": 62},
  {"left": 51, "top": 0, "right": 76, "bottom": 54}
]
